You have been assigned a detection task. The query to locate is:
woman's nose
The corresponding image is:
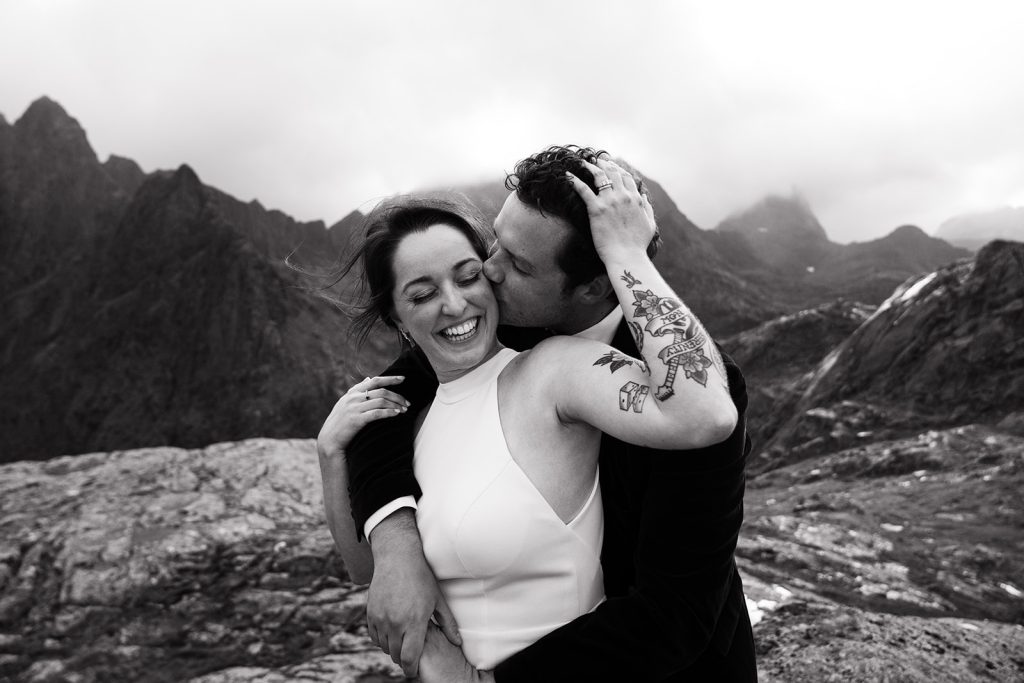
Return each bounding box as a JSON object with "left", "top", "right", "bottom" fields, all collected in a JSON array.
[{"left": 441, "top": 286, "right": 468, "bottom": 316}]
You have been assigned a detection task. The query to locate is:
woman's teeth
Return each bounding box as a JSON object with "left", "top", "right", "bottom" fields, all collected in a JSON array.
[{"left": 440, "top": 317, "right": 479, "bottom": 342}]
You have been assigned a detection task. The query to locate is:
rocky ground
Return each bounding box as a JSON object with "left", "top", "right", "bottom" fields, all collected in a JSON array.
[
  {"left": 0, "top": 440, "right": 400, "bottom": 682},
  {"left": 741, "top": 424, "right": 1024, "bottom": 681},
  {"left": 1, "top": 436, "right": 1021, "bottom": 682}
]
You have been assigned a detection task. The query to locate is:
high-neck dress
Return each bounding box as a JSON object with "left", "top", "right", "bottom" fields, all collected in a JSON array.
[{"left": 414, "top": 346, "right": 605, "bottom": 669}]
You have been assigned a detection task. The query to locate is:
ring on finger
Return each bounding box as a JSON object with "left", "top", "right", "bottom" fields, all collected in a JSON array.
[
  {"left": 596, "top": 182, "right": 614, "bottom": 192},
  {"left": 364, "top": 391, "right": 371, "bottom": 401}
]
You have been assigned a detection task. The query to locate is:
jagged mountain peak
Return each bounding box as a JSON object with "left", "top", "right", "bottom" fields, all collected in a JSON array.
[
  {"left": 102, "top": 154, "right": 146, "bottom": 195},
  {"left": 172, "top": 162, "right": 201, "bottom": 185},
  {"left": 18, "top": 95, "right": 70, "bottom": 122},
  {"left": 716, "top": 192, "right": 828, "bottom": 241},
  {"left": 14, "top": 95, "right": 90, "bottom": 145},
  {"left": 138, "top": 164, "right": 205, "bottom": 204},
  {"left": 887, "top": 224, "right": 929, "bottom": 241},
  {"left": 13, "top": 96, "right": 96, "bottom": 162}
]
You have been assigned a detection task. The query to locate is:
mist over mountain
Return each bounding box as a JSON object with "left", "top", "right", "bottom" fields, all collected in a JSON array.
[
  {"left": 715, "top": 193, "right": 832, "bottom": 271},
  {"left": 935, "top": 206, "right": 1024, "bottom": 250},
  {"left": 705, "top": 194, "right": 969, "bottom": 310},
  {"left": 0, "top": 96, "right": 993, "bottom": 464}
]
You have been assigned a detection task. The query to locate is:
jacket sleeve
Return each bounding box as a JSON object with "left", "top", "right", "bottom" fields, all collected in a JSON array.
[
  {"left": 493, "top": 355, "right": 751, "bottom": 681},
  {"left": 345, "top": 348, "right": 438, "bottom": 537}
]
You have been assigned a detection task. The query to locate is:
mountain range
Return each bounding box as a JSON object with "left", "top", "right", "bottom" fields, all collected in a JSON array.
[
  {"left": 1, "top": 98, "right": 381, "bottom": 463},
  {"left": 0, "top": 97, "right": 985, "bottom": 462}
]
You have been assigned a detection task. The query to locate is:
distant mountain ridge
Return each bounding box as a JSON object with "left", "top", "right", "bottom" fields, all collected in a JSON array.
[
  {"left": 0, "top": 97, "right": 984, "bottom": 460},
  {"left": 705, "top": 194, "right": 969, "bottom": 309},
  {"left": 935, "top": 206, "right": 1024, "bottom": 250}
]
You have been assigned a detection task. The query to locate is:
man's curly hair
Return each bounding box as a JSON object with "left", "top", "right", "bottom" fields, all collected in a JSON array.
[{"left": 505, "top": 145, "right": 660, "bottom": 295}]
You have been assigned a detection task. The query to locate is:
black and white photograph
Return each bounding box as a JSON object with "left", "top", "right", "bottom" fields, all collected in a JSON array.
[{"left": 1, "top": 1, "right": 1022, "bottom": 681}]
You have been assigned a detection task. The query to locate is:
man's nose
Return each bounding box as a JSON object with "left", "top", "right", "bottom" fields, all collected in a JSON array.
[{"left": 483, "top": 255, "right": 505, "bottom": 284}]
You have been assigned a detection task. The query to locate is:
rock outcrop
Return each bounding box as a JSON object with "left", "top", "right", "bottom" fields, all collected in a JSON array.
[
  {"left": 722, "top": 300, "right": 874, "bottom": 458},
  {"left": 0, "top": 439, "right": 402, "bottom": 682},
  {"left": 761, "top": 240, "right": 1024, "bottom": 469}
]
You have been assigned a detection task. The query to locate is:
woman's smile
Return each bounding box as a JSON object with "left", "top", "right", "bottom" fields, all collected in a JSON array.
[{"left": 438, "top": 316, "right": 480, "bottom": 343}]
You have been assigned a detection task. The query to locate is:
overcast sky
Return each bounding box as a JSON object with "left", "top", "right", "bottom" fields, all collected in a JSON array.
[{"left": 2, "top": 0, "right": 1022, "bottom": 242}]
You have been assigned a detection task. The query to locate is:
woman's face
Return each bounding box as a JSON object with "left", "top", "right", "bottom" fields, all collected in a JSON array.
[{"left": 390, "top": 223, "right": 500, "bottom": 383}]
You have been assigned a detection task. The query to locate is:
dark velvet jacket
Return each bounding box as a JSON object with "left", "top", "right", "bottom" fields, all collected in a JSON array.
[{"left": 345, "top": 323, "right": 756, "bottom": 681}]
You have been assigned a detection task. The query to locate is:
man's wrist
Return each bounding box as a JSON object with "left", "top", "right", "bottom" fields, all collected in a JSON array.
[
  {"left": 363, "top": 496, "right": 417, "bottom": 539},
  {"left": 367, "top": 507, "right": 422, "bottom": 558},
  {"left": 599, "top": 246, "right": 651, "bottom": 271}
]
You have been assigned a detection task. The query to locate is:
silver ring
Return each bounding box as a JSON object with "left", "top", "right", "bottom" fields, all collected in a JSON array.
[{"left": 596, "top": 182, "right": 613, "bottom": 192}]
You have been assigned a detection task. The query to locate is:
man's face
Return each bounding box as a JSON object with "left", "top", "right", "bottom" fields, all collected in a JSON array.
[{"left": 483, "top": 193, "right": 577, "bottom": 330}]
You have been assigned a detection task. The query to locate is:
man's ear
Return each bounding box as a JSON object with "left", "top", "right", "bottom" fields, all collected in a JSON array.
[{"left": 572, "top": 273, "right": 614, "bottom": 305}]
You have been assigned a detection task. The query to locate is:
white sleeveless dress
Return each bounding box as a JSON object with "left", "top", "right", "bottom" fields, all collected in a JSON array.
[{"left": 414, "top": 347, "right": 605, "bottom": 669}]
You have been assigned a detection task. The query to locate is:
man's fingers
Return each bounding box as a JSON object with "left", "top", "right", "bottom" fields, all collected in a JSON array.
[
  {"left": 579, "top": 158, "right": 616, "bottom": 191},
  {"left": 597, "top": 158, "right": 640, "bottom": 195},
  {"left": 565, "top": 172, "right": 597, "bottom": 202},
  {"left": 643, "top": 195, "right": 656, "bottom": 223},
  {"left": 399, "top": 621, "right": 428, "bottom": 677},
  {"left": 619, "top": 168, "right": 639, "bottom": 194},
  {"left": 434, "top": 598, "right": 462, "bottom": 646}
]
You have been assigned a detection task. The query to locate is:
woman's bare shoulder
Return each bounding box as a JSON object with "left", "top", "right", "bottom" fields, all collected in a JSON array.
[
  {"left": 518, "top": 336, "right": 607, "bottom": 374},
  {"left": 532, "top": 335, "right": 601, "bottom": 357}
]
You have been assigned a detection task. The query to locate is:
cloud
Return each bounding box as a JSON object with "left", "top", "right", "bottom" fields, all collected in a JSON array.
[{"left": 2, "top": 0, "right": 1022, "bottom": 241}]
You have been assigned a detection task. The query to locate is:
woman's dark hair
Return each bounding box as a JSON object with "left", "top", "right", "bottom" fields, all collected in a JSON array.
[
  {"left": 506, "top": 145, "right": 660, "bottom": 296},
  {"left": 333, "top": 193, "right": 491, "bottom": 345}
]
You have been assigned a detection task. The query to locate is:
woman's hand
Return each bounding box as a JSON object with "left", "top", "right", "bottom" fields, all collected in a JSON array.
[{"left": 317, "top": 375, "right": 410, "bottom": 457}]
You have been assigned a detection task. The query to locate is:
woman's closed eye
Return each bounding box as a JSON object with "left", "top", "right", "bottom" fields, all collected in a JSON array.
[
  {"left": 457, "top": 270, "right": 482, "bottom": 286},
  {"left": 408, "top": 289, "right": 436, "bottom": 305}
]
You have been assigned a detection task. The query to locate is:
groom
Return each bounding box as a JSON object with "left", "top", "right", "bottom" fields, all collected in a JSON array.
[{"left": 344, "top": 145, "right": 755, "bottom": 681}]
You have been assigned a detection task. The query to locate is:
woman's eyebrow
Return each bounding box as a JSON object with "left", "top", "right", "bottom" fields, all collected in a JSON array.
[{"left": 400, "top": 275, "right": 433, "bottom": 293}]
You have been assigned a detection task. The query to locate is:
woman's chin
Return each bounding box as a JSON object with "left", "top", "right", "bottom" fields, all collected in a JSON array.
[{"left": 429, "top": 329, "right": 500, "bottom": 380}]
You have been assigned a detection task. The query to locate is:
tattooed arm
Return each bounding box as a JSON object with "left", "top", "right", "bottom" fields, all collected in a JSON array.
[{"left": 545, "top": 159, "right": 736, "bottom": 448}]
